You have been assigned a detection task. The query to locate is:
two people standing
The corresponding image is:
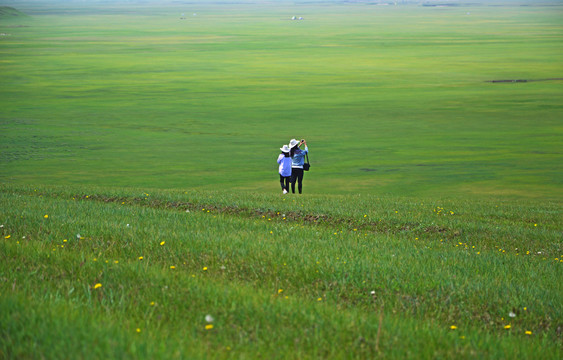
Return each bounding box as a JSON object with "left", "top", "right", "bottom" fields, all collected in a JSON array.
[{"left": 277, "top": 138, "right": 309, "bottom": 194}]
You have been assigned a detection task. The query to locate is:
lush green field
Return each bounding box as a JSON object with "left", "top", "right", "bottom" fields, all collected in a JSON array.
[
  {"left": 0, "top": 184, "right": 561, "bottom": 358},
  {"left": 1, "top": 1, "right": 562, "bottom": 198},
  {"left": 1, "top": 1, "right": 562, "bottom": 358}
]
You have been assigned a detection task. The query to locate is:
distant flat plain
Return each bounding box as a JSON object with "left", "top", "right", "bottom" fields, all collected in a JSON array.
[{"left": 1, "top": 1, "right": 562, "bottom": 199}]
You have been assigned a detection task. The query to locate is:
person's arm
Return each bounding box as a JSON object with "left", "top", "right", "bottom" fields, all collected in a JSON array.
[
  {"left": 301, "top": 140, "right": 308, "bottom": 154},
  {"left": 277, "top": 154, "right": 284, "bottom": 164}
]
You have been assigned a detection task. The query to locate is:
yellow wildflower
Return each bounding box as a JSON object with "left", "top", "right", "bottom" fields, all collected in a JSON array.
[
  {"left": 139, "top": 256, "right": 143, "bottom": 260},
  {"left": 94, "top": 283, "right": 102, "bottom": 289},
  {"left": 525, "top": 330, "right": 532, "bottom": 335},
  {"left": 504, "top": 325, "right": 511, "bottom": 329},
  {"left": 450, "top": 325, "right": 457, "bottom": 330},
  {"left": 170, "top": 265, "right": 175, "bottom": 269},
  {"left": 278, "top": 289, "right": 283, "bottom": 294},
  {"left": 44, "top": 215, "right": 49, "bottom": 218},
  {"left": 160, "top": 241, "right": 165, "bottom": 246},
  {"left": 203, "top": 267, "right": 208, "bottom": 271},
  {"left": 136, "top": 328, "right": 141, "bottom": 333},
  {"left": 4, "top": 235, "right": 10, "bottom": 239},
  {"left": 205, "top": 324, "right": 214, "bottom": 330}
]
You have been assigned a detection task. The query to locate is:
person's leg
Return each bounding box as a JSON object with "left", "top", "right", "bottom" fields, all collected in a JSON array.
[
  {"left": 290, "top": 171, "right": 297, "bottom": 193},
  {"left": 284, "top": 176, "right": 290, "bottom": 192},
  {"left": 280, "top": 174, "right": 285, "bottom": 191},
  {"left": 297, "top": 168, "right": 304, "bottom": 194}
]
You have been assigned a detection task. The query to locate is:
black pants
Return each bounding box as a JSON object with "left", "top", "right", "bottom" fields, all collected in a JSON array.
[
  {"left": 290, "top": 168, "right": 304, "bottom": 194},
  {"left": 279, "top": 175, "right": 290, "bottom": 192}
]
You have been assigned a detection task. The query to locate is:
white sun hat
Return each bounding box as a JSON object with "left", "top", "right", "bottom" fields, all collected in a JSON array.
[
  {"left": 289, "top": 139, "right": 300, "bottom": 148},
  {"left": 280, "top": 145, "right": 290, "bottom": 152}
]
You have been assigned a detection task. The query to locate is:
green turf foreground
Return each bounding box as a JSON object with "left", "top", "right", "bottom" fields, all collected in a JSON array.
[{"left": 0, "top": 184, "right": 561, "bottom": 358}]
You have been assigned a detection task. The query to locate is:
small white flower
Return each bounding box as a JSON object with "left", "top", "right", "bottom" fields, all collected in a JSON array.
[
  {"left": 205, "top": 315, "right": 214, "bottom": 323},
  {"left": 186, "top": 210, "right": 190, "bottom": 213},
  {"left": 220, "top": 265, "right": 226, "bottom": 270},
  {"left": 0, "top": 224, "right": 4, "bottom": 228},
  {"left": 370, "top": 290, "right": 376, "bottom": 295},
  {"left": 127, "top": 224, "right": 130, "bottom": 227},
  {"left": 509, "top": 311, "right": 516, "bottom": 318},
  {"left": 537, "top": 251, "right": 542, "bottom": 254},
  {"left": 76, "top": 233, "right": 81, "bottom": 239}
]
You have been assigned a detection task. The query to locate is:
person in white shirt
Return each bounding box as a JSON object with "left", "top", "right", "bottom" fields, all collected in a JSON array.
[{"left": 277, "top": 145, "right": 292, "bottom": 194}]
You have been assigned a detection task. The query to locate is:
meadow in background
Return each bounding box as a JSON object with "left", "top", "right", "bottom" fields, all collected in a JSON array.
[
  {"left": 0, "top": 0, "right": 562, "bottom": 358},
  {"left": 1, "top": 0, "right": 561, "bottom": 198}
]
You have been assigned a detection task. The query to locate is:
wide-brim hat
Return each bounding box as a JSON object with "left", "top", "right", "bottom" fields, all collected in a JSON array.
[
  {"left": 289, "top": 139, "right": 300, "bottom": 148},
  {"left": 280, "top": 145, "right": 290, "bottom": 153}
]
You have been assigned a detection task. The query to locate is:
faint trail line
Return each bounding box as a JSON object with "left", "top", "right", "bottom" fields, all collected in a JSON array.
[{"left": 9, "top": 189, "right": 464, "bottom": 239}]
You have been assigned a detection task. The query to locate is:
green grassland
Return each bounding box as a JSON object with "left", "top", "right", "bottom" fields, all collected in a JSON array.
[
  {"left": 1, "top": 1, "right": 562, "bottom": 358},
  {"left": 0, "top": 184, "right": 561, "bottom": 358},
  {"left": 1, "top": 1, "right": 562, "bottom": 198}
]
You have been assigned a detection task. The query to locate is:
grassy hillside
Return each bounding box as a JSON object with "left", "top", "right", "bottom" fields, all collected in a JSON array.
[
  {"left": 0, "top": 2, "right": 562, "bottom": 198},
  {"left": 0, "top": 184, "right": 561, "bottom": 358},
  {"left": 0, "top": 6, "right": 27, "bottom": 18}
]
